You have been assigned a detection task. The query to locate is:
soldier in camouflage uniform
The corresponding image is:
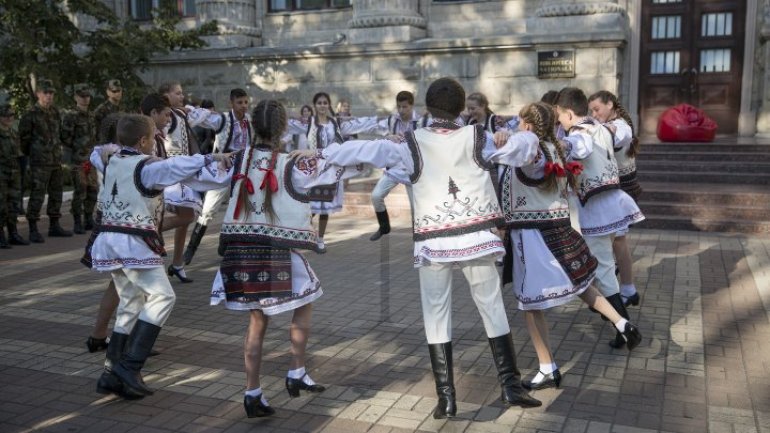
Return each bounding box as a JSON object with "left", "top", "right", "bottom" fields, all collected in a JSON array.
[
  {"left": 0, "top": 104, "right": 29, "bottom": 248},
  {"left": 93, "top": 79, "right": 122, "bottom": 135},
  {"left": 61, "top": 84, "right": 97, "bottom": 234},
  {"left": 19, "top": 79, "right": 73, "bottom": 242}
]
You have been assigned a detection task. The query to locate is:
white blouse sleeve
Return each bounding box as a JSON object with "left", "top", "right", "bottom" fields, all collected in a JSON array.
[
  {"left": 286, "top": 118, "right": 308, "bottom": 135},
  {"left": 89, "top": 144, "right": 120, "bottom": 174},
  {"left": 611, "top": 119, "right": 633, "bottom": 150},
  {"left": 140, "top": 154, "right": 231, "bottom": 191},
  {"left": 487, "top": 131, "right": 540, "bottom": 167},
  {"left": 339, "top": 116, "right": 381, "bottom": 136},
  {"left": 185, "top": 106, "right": 218, "bottom": 129},
  {"left": 563, "top": 131, "right": 593, "bottom": 160}
]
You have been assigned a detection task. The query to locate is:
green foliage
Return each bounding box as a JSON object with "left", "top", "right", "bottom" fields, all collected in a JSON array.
[{"left": 0, "top": 0, "right": 217, "bottom": 111}]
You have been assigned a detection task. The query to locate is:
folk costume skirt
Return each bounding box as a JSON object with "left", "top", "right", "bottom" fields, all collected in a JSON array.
[
  {"left": 508, "top": 227, "right": 597, "bottom": 311},
  {"left": 210, "top": 243, "right": 322, "bottom": 316}
]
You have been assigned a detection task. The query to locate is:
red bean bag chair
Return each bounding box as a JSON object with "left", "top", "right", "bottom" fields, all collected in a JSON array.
[{"left": 656, "top": 104, "right": 718, "bottom": 142}]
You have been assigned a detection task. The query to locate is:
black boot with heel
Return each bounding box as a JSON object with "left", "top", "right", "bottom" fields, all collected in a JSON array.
[
  {"left": 428, "top": 342, "right": 457, "bottom": 419},
  {"left": 110, "top": 320, "right": 161, "bottom": 396},
  {"left": 369, "top": 210, "right": 391, "bottom": 241},
  {"left": 488, "top": 333, "right": 542, "bottom": 408}
]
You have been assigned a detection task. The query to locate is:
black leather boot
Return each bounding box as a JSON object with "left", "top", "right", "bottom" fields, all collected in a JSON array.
[
  {"left": 72, "top": 215, "right": 85, "bottom": 234},
  {"left": 607, "top": 294, "right": 630, "bottom": 349},
  {"left": 96, "top": 332, "right": 144, "bottom": 399},
  {"left": 48, "top": 218, "right": 73, "bottom": 237},
  {"left": 28, "top": 220, "right": 44, "bottom": 243},
  {"left": 428, "top": 342, "right": 456, "bottom": 419},
  {"left": 183, "top": 223, "right": 207, "bottom": 265},
  {"left": 7, "top": 223, "right": 29, "bottom": 245},
  {"left": 369, "top": 210, "right": 391, "bottom": 241},
  {"left": 84, "top": 214, "right": 95, "bottom": 231},
  {"left": 0, "top": 230, "right": 9, "bottom": 249},
  {"left": 111, "top": 320, "right": 161, "bottom": 396},
  {"left": 488, "top": 333, "right": 542, "bottom": 408}
]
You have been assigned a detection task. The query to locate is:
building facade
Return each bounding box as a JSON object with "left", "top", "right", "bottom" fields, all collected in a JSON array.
[{"left": 109, "top": 0, "right": 770, "bottom": 137}]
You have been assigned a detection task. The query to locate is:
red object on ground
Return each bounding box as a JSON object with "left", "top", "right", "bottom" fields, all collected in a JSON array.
[{"left": 656, "top": 104, "right": 718, "bottom": 142}]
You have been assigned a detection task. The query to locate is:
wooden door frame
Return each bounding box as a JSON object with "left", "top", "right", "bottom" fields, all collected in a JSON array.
[{"left": 627, "top": 0, "right": 757, "bottom": 136}]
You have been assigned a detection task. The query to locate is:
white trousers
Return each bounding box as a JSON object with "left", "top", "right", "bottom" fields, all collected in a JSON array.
[
  {"left": 583, "top": 234, "right": 619, "bottom": 297},
  {"left": 371, "top": 174, "right": 414, "bottom": 213},
  {"left": 418, "top": 257, "right": 510, "bottom": 344},
  {"left": 112, "top": 267, "right": 176, "bottom": 334},
  {"left": 197, "top": 186, "right": 230, "bottom": 226}
]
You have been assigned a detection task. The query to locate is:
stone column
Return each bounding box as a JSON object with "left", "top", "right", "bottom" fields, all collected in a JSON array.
[
  {"left": 756, "top": 1, "right": 770, "bottom": 134},
  {"left": 347, "top": 0, "right": 426, "bottom": 44},
  {"left": 195, "top": 0, "right": 261, "bottom": 48}
]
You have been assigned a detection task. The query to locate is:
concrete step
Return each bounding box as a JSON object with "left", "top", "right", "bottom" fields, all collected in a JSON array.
[
  {"left": 637, "top": 170, "right": 770, "bottom": 184},
  {"left": 636, "top": 214, "right": 770, "bottom": 234},
  {"left": 637, "top": 151, "right": 770, "bottom": 162},
  {"left": 637, "top": 160, "right": 770, "bottom": 173},
  {"left": 639, "top": 201, "right": 770, "bottom": 221},
  {"left": 641, "top": 182, "right": 770, "bottom": 206},
  {"left": 640, "top": 143, "right": 770, "bottom": 153}
]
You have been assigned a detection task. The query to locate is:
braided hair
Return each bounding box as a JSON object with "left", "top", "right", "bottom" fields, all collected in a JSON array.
[
  {"left": 518, "top": 102, "right": 577, "bottom": 191},
  {"left": 589, "top": 90, "right": 640, "bottom": 158},
  {"left": 248, "top": 99, "right": 288, "bottom": 222}
]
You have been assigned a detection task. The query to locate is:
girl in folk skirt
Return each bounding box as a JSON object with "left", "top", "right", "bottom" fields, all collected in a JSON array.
[{"left": 493, "top": 102, "right": 642, "bottom": 390}]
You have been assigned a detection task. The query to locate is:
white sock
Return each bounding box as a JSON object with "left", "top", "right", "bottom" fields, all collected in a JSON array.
[
  {"left": 620, "top": 284, "right": 637, "bottom": 297},
  {"left": 245, "top": 388, "right": 269, "bottom": 406},
  {"left": 172, "top": 265, "right": 187, "bottom": 278},
  {"left": 614, "top": 318, "right": 629, "bottom": 332},
  {"left": 532, "top": 363, "right": 557, "bottom": 383},
  {"left": 287, "top": 367, "right": 306, "bottom": 379}
]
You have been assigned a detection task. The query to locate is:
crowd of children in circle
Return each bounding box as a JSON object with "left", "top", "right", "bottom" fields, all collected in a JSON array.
[{"left": 0, "top": 76, "right": 645, "bottom": 420}]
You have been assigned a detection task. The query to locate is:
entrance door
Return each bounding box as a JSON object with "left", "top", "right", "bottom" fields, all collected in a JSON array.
[{"left": 639, "top": 0, "right": 745, "bottom": 135}]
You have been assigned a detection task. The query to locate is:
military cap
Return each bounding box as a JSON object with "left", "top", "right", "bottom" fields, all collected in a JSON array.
[
  {"left": 74, "top": 83, "right": 92, "bottom": 97},
  {"left": 36, "top": 79, "right": 55, "bottom": 93},
  {"left": 107, "top": 79, "right": 122, "bottom": 91},
  {"left": 0, "top": 104, "right": 14, "bottom": 117}
]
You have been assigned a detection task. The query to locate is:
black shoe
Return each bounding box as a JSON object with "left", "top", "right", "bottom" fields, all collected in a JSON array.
[
  {"left": 621, "top": 323, "right": 642, "bottom": 350},
  {"left": 488, "top": 333, "right": 542, "bottom": 408},
  {"left": 48, "top": 219, "right": 73, "bottom": 237},
  {"left": 73, "top": 215, "right": 85, "bottom": 235},
  {"left": 95, "top": 332, "right": 144, "bottom": 399},
  {"left": 369, "top": 230, "right": 385, "bottom": 241},
  {"left": 286, "top": 375, "right": 326, "bottom": 398},
  {"left": 182, "top": 223, "right": 207, "bottom": 265},
  {"left": 605, "top": 294, "right": 633, "bottom": 349},
  {"left": 111, "top": 320, "right": 161, "bottom": 396},
  {"left": 244, "top": 394, "right": 275, "bottom": 418},
  {"left": 622, "top": 293, "right": 640, "bottom": 307},
  {"left": 84, "top": 215, "right": 95, "bottom": 231},
  {"left": 86, "top": 336, "right": 109, "bottom": 353},
  {"left": 523, "top": 369, "right": 562, "bottom": 391},
  {"left": 167, "top": 265, "right": 193, "bottom": 283},
  {"left": 7, "top": 229, "right": 29, "bottom": 245},
  {"left": 428, "top": 342, "right": 457, "bottom": 419},
  {"left": 0, "top": 232, "right": 9, "bottom": 249},
  {"left": 609, "top": 331, "right": 626, "bottom": 349}
]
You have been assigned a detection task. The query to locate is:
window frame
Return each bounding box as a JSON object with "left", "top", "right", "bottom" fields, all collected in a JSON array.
[
  {"left": 128, "top": 0, "right": 196, "bottom": 21},
  {"left": 267, "top": 0, "right": 352, "bottom": 13}
]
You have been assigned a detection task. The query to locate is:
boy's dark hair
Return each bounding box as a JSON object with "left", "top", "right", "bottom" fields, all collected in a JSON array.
[
  {"left": 230, "top": 88, "right": 248, "bottom": 100},
  {"left": 555, "top": 87, "right": 589, "bottom": 116},
  {"left": 396, "top": 91, "right": 414, "bottom": 105},
  {"left": 117, "top": 114, "right": 153, "bottom": 148},
  {"left": 425, "top": 77, "right": 465, "bottom": 119},
  {"left": 140, "top": 93, "right": 170, "bottom": 116},
  {"left": 200, "top": 99, "right": 215, "bottom": 109},
  {"left": 540, "top": 90, "right": 559, "bottom": 106}
]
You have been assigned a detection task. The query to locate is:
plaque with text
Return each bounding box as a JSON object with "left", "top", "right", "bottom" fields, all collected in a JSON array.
[{"left": 538, "top": 50, "right": 576, "bottom": 79}]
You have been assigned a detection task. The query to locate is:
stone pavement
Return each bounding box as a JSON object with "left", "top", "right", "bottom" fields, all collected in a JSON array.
[{"left": 1, "top": 214, "right": 769, "bottom": 433}]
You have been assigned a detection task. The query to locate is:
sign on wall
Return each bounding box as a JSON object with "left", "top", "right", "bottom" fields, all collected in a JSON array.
[{"left": 538, "top": 50, "right": 576, "bottom": 79}]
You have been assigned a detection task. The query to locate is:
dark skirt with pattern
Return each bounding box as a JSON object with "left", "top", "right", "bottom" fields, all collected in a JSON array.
[
  {"left": 619, "top": 171, "right": 642, "bottom": 203},
  {"left": 220, "top": 243, "right": 293, "bottom": 303}
]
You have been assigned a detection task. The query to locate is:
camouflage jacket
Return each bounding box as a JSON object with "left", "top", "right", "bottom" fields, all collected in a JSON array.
[
  {"left": 93, "top": 100, "right": 120, "bottom": 135},
  {"left": 0, "top": 126, "right": 21, "bottom": 173},
  {"left": 61, "top": 108, "right": 96, "bottom": 164},
  {"left": 19, "top": 103, "right": 61, "bottom": 167}
]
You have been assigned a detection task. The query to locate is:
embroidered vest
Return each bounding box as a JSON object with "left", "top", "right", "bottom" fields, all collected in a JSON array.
[
  {"left": 468, "top": 114, "right": 499, "bottom": 133},
  {"left": 500, "top": 142, "right": 570, "bottom": 229},
  {"left": 387, "top": 113, "right": 430, "bottom": 134},
  {"left": 214, "top": 111, "right": 252, "bottom": 153},
  {"left": 166, "top": 108, "right": 198, "bottom": 156},
  {"left": 99, "top": 153, "right": 165, "bottom": 254},
  {"left": 571, "top": 120, "right": 619, "bottom": 205},
  {"left": 407, "top": 123, "right": 503, "bottom": 241},
  {"left": 305, "top": 117, "right": 343, "bottom": 201},
  {"left": 219, "top": 147, "right": 320, "bottom": 252}
]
